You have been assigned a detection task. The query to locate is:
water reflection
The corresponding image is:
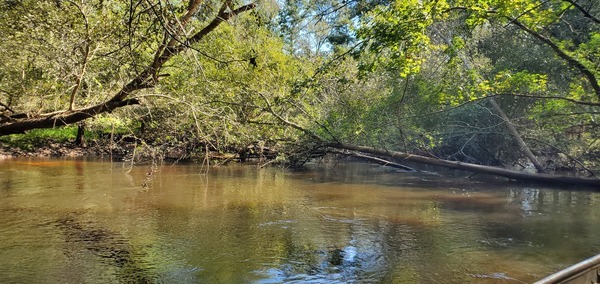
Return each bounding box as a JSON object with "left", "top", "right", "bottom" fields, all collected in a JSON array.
[
  {"left": 0, "top": 158, "right": 598, "bottom": 283},
  {"left": 56, "top": 215, "right": 156, "bottom": 283}
]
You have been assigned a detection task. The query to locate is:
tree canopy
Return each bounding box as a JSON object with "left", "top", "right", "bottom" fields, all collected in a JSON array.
[{"left": 0, "top": 0, "right": 599, "bottom": 181}]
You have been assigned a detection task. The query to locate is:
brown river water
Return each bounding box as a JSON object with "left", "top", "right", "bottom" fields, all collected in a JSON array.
[{"left": 0, "top": 158, "right": 599, "bottom": 283}]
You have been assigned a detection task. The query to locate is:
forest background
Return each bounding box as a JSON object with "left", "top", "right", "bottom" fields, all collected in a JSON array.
[{"left": 0, "top": 0, "right": 598, "bottom": 180}]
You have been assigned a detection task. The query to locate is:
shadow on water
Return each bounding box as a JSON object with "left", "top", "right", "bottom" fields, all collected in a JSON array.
[{"left": 55, "top": 214, "right": 156, "bottom": 284}]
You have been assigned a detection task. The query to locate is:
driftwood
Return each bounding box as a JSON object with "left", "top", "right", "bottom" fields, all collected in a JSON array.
[{"left": 328, "top": 142, "right": 600, "bottom": 187}]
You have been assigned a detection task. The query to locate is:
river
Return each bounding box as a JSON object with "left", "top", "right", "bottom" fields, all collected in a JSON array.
[{"left": 0, "top": 158, "right": 598, "bottom": 283}]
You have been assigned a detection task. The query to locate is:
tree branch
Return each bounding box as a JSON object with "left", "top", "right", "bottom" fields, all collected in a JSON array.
[
  {"left": 525, "top": 136, "right": 596, "bottom": 177},
  {"left": 256, "top": 92, "right": 324, "bottom": 142},
  {"left": 0, "top": 101, "right": 15, "bottom": 114},
  {"left": 65, "top": 0, "right": 92, "bottom": 111},
  {"left": 489, "top": 98, "right": 545, "bottom": 173},
  {"left": 563, "top": 0, "right": 600, "bottom": 24},
  {"left": 510, "top": 19, "right": 600, "bottom": 100},
  {"left": 328, "top": 148, "right": 417, "bottom": 171},
  {"left": 0, "top": 99, "right": 139, "bottom": 136},
  {"left": 109, "top": 2, "right": 257, "bottom": 103}
]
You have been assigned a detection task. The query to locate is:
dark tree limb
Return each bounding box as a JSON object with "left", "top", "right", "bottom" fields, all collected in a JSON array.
[
  {"left": 0, "top": 99, "right": 139, "bottom": 136},
  {"left": 0, "top": 101, "right": 15, "bottom": 113},
  {"left": 563, "top": 0, "right": 600, "bottom": 24},
  {"left": 510, "top": 19, "right": 600, "bottom": 100}
]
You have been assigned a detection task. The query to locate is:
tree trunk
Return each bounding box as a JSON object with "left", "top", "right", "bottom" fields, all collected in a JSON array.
[
  {"left": 75, "top": 121, "right": 86, "bottom": 147},
  {"left": 0, "top": 99, "right": 139, "bottom": 136},
  {"left": 0, "top": 2, "right": 257, "bottom": 137},
  {"left": 328, "top": 142, "right": 600, "bottom": 187},
  {"left": 488, "top": 98, "right": 546, "bottom": 173}
]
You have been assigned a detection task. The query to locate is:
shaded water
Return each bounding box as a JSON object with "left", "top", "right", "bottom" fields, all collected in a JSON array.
[{"left": 0, "top": 158, "right": 599, "bottom": 283}]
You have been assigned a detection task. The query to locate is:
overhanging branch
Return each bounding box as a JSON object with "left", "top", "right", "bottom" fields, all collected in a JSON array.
[
  {"left": 0, "top": 99, "right": 139, "bottom": 136},
  {"left": 109, "top": 2, "right": 257, "bottom": 102}
]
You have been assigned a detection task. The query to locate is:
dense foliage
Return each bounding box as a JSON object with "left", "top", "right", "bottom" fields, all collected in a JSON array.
[{"left": 0, "top": 0, "right": 598, "bottom": 174}]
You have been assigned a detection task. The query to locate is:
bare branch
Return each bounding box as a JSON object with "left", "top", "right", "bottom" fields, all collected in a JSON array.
[
  {"left": 64, "top": 1, "right": 93, "bottom": 111},
  {"left": 257, "top": 92, "right": 324, "bottom": 142},
  {"left": 563, "top": 0, "right": 600, "bottom": 24},
  {"left": 525, "top": 136, "right": 596, "bottom": 177}
]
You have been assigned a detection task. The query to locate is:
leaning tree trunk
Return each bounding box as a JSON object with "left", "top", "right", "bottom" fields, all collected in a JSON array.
[
  {"left": 433, "top": 26, "right": 547, "bottom": 173},
  {"left": 259, "top": 91, "right": 600, "bottom": 187},
  {"left": 488, "top": 98, "right": 546, "bottom": 173}
]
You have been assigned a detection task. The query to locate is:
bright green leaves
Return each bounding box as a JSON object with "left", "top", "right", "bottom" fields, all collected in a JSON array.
[
  {"left": 153, "top": 7, "right": 309, "bottom": 148},
  {"left": 574, "top": 32, "right": 600, "bottom": 92},
  {"left": 357, "top": 0, "right": 449, "bottom": 77},
  {"left": 493, "top": 71, "right": 548, "bottom": 94},
  {"left": 456, "top": 0, "right": 562, "bottom": 28}
]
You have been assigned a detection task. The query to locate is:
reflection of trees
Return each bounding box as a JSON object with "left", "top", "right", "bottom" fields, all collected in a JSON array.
[
  {"left": 46, "top": 162, "right": 595, "bottom": 283},
  {"left": 485, "top": 188, "right": 600, "bottom": 263},
  {"left": 56, "top": 215, "right": 156, "bottom": 283}
]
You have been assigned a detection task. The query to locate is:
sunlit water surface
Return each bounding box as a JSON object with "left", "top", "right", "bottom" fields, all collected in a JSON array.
[{"left": 0, "top": 158, "right": 599, "bottom": 283}]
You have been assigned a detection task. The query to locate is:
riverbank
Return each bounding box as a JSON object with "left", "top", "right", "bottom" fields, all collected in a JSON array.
[
  {"left": 0, "top": 137, "right": 271, "bottom": 164},
  {"left": 0, "top": 139, "right": 129, "bottom": 160}
]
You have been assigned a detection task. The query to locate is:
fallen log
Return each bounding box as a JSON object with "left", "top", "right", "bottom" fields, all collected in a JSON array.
[{"left": 328, "top": 142, "right": 600, "bottom": 187}]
